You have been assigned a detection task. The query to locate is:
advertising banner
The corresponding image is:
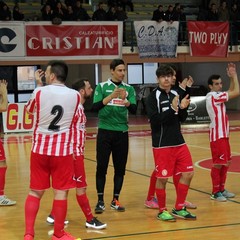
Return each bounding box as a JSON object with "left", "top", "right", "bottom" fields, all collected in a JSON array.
[
  {"left": 2, "top": 103, "right": 34, "bottom": 133},
  {"left": 0, "top": 22, "right": 25, "bottom": 57},
  {"left": 185, "top": 96, "right": 210, "bottom": 124},
  {"left": 0, "top": 22, "right": 123, "bottom": 60},
  {"left": 25, "top": 22, "right": 122, "bottom": 59},
  {"left": 188, "top": 21, "right": 229, "bottom": 57}
]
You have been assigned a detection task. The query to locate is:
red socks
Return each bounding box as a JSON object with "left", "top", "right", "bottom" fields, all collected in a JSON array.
[
  {"left": 76, "top": 193, "right": 93, "bottom": 222},
  {"left": 53, "top": 199, "right": 67, "bottom": 238},
  {"left": 24, "top": 194, "right": 40, "bottom": 237},
  {"left": 146, "top": 170, "right": 157, "bottom": 201},
  {"left": 155, "top": 188, "right": 166, "bottom": 212},
  {"left": 0, "top": 166, "right": 7, "bottom": 195},
  {"left": 211, "top": 167, "right": 221, "bottom": 194},
  {"left": 175, "top": 183, "right": 189, "bottom": 210}
]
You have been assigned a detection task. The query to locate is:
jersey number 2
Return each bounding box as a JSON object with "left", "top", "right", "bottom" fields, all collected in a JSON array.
[{"left": 48, "top": 105, "right": 64, "bottom": 132}]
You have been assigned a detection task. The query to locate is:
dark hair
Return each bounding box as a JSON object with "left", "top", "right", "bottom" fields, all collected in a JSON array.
[
  {"left": 72, "top": 78, "right": 89, "bottom": 91},
  {"left": 47, "top": 60, "right": 68, "bottom": 82},
  {"left": 208, "top": 74, "right": 220, "bottom": 85},
  {"left": 167, "top": 63, "right": 177, "bottom": 72},
  {"left": 110, "top": 59, "right": 125, "bottom": 70},
  {"left": 156, "top": 64, "right": 174, "bottom": 78}
]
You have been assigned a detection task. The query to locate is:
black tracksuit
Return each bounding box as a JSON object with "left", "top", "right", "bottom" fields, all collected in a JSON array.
[{"left": 146, "top": 87, "right": 188, "bottom": 148}]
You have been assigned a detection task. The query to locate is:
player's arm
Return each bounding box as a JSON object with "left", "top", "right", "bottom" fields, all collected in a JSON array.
[
  {"left": 92, "top": 84, "right": 118, "bottom": 111},
  {"left": 0, "top": 80, "right": 8, "bottom": 112},
  {"left": 35, "top": 69, "right": 45, "bottom": 87},
  {"left": 227, "top": 63, "right": 240, "bottom": 100},
  {"left": 122, "top": 87, "right": 137, "bottom": 114}
]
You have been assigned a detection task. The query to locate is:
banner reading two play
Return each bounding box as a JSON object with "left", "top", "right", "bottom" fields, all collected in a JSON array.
[{"left": 187, "top": 21, "right": 229, "bottom": 57}]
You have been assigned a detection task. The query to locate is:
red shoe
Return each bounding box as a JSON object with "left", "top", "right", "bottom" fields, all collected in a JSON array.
[
  {"left": 24, "top": 234, "right": 34, "bottom": 240},
  {"left": 52, "top": 231, "right": 81, "bottom": 240},
  {"left": 184, "top": 200, "right": 197, "bottom": 209}
]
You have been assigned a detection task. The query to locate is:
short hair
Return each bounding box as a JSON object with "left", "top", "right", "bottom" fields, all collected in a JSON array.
[
  {"left": 72, "top": 78, "right": 89, "bottom": 91},
  {"left": 156, "top": 64, "right": 174, "bottom": 78},
  {"left": 167, "top": 63, "right": 177, "bottom": 72},
  {"left": 110, "top": 59, "right": 125, "bottom": 70},
  {"left": 208, "top": 74, "right": 221, "bottom": 85},
  {"left": 47, "top": 60, "right": 68, "bottom": 83}
]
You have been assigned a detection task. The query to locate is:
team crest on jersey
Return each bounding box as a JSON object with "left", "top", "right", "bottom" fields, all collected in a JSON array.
[
  {"left": 162, "top": 169, "right": 168, "bottom": 176},
  {"left": 95, "top": 90, "right": 98, "bottom": 95}
]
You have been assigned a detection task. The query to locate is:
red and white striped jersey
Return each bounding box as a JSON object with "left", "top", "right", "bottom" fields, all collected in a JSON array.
[
  {"left": 25, "top": 84, "right": 81, "bottom": 156},
  {"left": 206, "top": 91, "right": 229, "bottom": 142},
  {"left": 72, "top": 104, "right": 86, "bottom": 156}
]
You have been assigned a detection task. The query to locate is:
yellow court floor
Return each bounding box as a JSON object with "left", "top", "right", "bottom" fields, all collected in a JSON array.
[{"left": 1, "top": 116, "right": 240, "bottom": 240}]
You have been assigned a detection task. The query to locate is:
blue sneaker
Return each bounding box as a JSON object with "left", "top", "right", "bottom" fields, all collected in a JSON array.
[
  {"left": 211, "top": 192, "right": 227, "bottom": 202},
  {"left": 221, "top": 190, "right": 235, "bottom": 198}
]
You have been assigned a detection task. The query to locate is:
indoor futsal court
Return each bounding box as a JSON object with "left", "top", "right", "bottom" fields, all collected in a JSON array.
[{"left": 1, "top": 112, "right": 240, "bottom": 240}]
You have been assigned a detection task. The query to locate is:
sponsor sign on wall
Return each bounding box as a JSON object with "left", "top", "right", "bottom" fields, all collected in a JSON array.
[
  {"left": 2, "top": 103, "right": 34, "bottom": 133},
  {"left": 0, "top": 22, "right": 25, "bottom": 57},
  {"left": 0, "top": 22, "right": 122, "bottom": 60},
  {"left": 185, "top": 96, "right": 210, "bottom": 124}
]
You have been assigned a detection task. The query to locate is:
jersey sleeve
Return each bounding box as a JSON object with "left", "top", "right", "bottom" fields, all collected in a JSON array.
[
  {"left": 212, "top": 91, "right": 228, "bottom": 104},
  {"left": 25, "top": 89, "right": 39, "bottom": 114},
  {"left": 127, "top": 86, "right": 137, "bottom": 105},
  {"left": 93, "top": 84, "right": 103, "bottom": 103}
]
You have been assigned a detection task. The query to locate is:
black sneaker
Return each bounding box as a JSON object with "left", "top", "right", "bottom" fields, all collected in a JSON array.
[
  {"left": 110, "top": 199, "right": 125, "bottom": 212},
  {"left": 172, "top": 207, "right": 196, "bottom": 220},
  {"left": 95, "top": 201, "right": 105, "bottom": 214},
  {"left": 86, "top": 217, "right": 107, "bottom": 229}
]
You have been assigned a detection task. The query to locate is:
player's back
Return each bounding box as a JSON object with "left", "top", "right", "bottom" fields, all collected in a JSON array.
[
  {"left": 26, "top": 84, "right": 81, "bottom": 156},
  {"left": 35, "top": 85, "right": 80, "bottom": 134}
]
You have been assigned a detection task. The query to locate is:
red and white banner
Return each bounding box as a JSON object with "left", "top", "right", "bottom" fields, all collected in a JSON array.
[
  {"left": 2, "top": 103, "right": 35, "bottom": 133},
  {"left": 187, "top": 21, "right": 229, "bottom": 57},
  {"left": 0, "top": 22, "right": 122, "bottom": 60}
]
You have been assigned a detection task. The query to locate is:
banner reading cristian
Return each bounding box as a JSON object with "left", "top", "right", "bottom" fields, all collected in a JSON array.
[
  {"left": 188, "top": 21, "right": 229, "bottom": 57},
  {"left": 134, "top": 21, "right": 179, "bottom": 58},
  {"left": 25, "top": 22, "right": 123, "bottom": 60}
]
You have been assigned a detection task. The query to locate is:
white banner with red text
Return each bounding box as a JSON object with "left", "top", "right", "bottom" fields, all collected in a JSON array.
[
  {"left": 134, "top": 21, "right": 179, "bottom": 58},
  {"left": 2, "top": 103, "right": 34, "bottom": 133},
  {"left": 0, "top": 21, "right": 123, "bottom": 60},
  {"left": 187, "top": 21, "right": 229, "bottom": 57}
]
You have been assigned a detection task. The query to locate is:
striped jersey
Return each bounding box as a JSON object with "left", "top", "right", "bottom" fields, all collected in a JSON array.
[
  {"left": 206, "top": 91, "right": 229, "bottom": 142},
  {"left": 25, "top": 84, "right": 81, "bottom": 156},
  {"left": 72, "top": 104, "right": 86, "bottom": 156}
]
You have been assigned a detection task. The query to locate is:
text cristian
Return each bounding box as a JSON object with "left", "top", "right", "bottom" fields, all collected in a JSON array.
[{"left": 27, "top": 36, "right": 116, "bottom": 50}]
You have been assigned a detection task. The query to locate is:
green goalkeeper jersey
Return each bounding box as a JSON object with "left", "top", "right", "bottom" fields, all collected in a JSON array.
[{"left": 93, "top": 79, "right": 136, "bottom": 131}]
